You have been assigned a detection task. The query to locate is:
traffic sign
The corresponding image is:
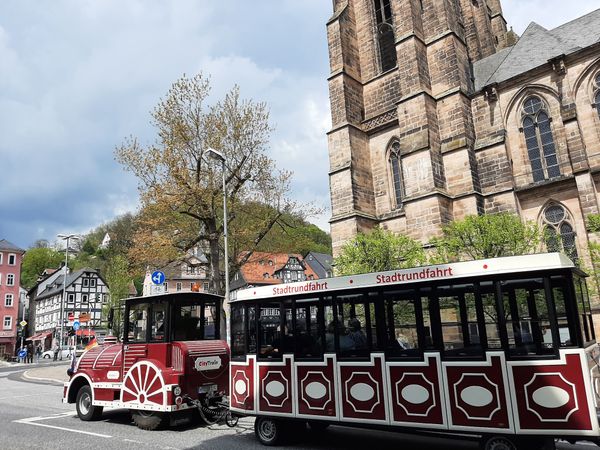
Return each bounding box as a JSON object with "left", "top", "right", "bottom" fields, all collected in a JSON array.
[
  {"left": 151, "top": 271, "right": 165, "bottom": 285},
  {"left": 73, "top": 321, "right": 80, "bottom": 331},
  {"left": 18, "top": 349, "right": 27, "bottom": 358},
  {"left": 19, "top": 320, "right": 27, "bottom": 327}
]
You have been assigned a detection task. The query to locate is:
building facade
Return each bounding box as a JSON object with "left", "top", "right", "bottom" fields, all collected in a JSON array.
[
  {"left": 33, "top": 268, "right": 109, "bottom": 346},
  {"left": 230, "top": 252, "right": 320, "bottom": 293},
  {"left": 326, "top": 0, "right": 600, "bottom": 268},
  {"left": 142, "top": 254, "right": 211, "bottom": 297},
  {"left": 0, "top": 240, "right": 25, "bottom": 357}
]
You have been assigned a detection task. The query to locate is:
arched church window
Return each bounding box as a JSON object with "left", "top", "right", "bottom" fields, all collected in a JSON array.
[
  {"left": 521, "top": 96, "right": 560, "bottom": 183},
  {"left": 388, "top": 141, "right": 403, "bottom": 209},
  {"left": 373, "top": 0, "right": 396, "bottom": 72},
  {"left": 593, "top": 73, "right": 600, "bottom": 119},
  {"left": 542, "top": 203, "right": 578, "bottom": 262}
]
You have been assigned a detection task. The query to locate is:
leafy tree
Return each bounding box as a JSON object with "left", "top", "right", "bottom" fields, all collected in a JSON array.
[
  {"left": 115, "top": 73, "right": 317, "bottom": 297},
  {"left": 103, "top": 255, "right": 130, "bottom": 339},
  {"left": 20, "top": 247, "right": 64, "bottom": 289},
  {"left": 432, "top": 213, "right": 541, "bottom": 262},
  {"left": 335, "top": 227, "right": 425, "bottom": 276}
]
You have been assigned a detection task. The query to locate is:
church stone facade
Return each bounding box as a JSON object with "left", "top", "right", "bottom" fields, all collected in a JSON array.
[{"left": 327, "top": 0, "right": 600, "bottom": 265}]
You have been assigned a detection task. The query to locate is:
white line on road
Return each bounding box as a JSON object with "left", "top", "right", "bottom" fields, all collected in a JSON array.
[
  {"left": 13, "top": 420, "right": 113, "bottom": 438},
  {"left": 13, "top": 411, "right": 113, "bottom": 438},
  {"left": 0, "top": 393, "right": 44, "bottom": 401}
]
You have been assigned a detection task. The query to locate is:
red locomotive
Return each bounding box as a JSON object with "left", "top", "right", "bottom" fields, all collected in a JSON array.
[{"left": 63, "top": 292, "right": 229, "bottom": 430}]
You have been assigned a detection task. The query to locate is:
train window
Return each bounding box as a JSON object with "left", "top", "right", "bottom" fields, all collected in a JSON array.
[
  {"left": 150, "top": 303, "right": 167, "bottom": 342},
  {"left": 336, "top": 293, "right": 375, "bottom": 358},
  {"left": 502, "top": 278, "right": 555, "bottom": 356},
  {"left": 203, "top": 302, "right": 217, "bottom": 339},
  {"left": 480, "top": 282, "right": 502, "bottom": 349},
  {"left": 323, "top": 297, "right": 335, "bottom": 352},
  {"left": 295, "top": 298, "right": 323, "bottom": 359},
  {"left": 421, "top": 294, "right": 435, "bottom": 350},
  {"left": 248, "top": 305, "right": 257, "bottom": 354},
  {"left": 551, "top": 277, "right": 575, "bottom": 346},
  {"left": 128, "top": 303, "right": 148, "bottom": 343},
  {"left": 258, "top": 302, "right": 286, "bottom": 359},
  {"left": 172, "top": 305, "right": 203, "bottom": 341},
  {"left": 385, "top": 289, "right": 420, "bottom": 357},
  {"left": 438, "top": 294, "right": 464, "bottom": 354},
  {"left": 231, "top": 304, "right": 245, "bottom": 358}
]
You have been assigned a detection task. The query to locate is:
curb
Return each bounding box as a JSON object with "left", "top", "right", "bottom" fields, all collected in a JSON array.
[{"left": 22, "top": 369, "right": 67, "bottom": 385}]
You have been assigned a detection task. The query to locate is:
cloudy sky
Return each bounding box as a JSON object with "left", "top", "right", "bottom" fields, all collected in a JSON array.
[{"left": 1, "top": 1, "right": 598, "bottom": 250}]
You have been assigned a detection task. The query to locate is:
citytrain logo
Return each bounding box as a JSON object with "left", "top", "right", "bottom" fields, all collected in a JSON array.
[{"left": 194, "top": 356, "right": 222, "bottom": 372}]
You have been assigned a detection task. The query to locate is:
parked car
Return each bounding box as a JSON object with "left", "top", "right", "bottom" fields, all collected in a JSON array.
[{"left": 42, "top": 347, "right": 73, "bottom": 359}]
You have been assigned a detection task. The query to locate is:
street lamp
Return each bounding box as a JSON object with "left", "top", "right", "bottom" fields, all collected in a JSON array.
[
  {"left": 57, "top": 233, "right": 78, "bottom": 359},
  {"left": 206, "top": 148, "right": 229, "bottom": 344}
]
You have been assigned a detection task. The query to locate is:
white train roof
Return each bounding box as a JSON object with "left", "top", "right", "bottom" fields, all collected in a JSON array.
[{"left": 230, "top": 252, "right": 576, "bottom": 302}]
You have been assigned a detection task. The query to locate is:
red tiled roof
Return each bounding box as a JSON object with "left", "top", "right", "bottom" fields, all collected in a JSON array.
[{"left": 238, "top": 251, "right": 320, "bottom": 285}]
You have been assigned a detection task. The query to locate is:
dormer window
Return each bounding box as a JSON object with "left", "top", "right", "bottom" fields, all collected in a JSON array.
[{"left": 263, "top": 273, "right": 269, "bottom": 279}]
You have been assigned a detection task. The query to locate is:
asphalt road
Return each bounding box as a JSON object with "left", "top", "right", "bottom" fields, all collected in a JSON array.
[{"left": 0, "top": 365, "right": 596, "bottom": 450}]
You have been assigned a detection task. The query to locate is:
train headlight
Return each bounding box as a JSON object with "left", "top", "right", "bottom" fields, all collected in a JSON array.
[{"left": 173, "top": 386, "right": 182, "bottom": 396}]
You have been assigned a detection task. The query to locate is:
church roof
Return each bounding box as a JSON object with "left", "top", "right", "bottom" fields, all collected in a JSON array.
[{"left": 473, "top": 8, "right": 600, "bottom": 92}]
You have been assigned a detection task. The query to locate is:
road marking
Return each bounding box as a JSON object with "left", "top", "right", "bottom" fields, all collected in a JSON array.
[
  {"left": 13, "top": 411, "right": 112, "bottom": 438},
  {"left": 14, "top": 420, "right": 113, "bottom": 438},
  {"left": 0, "top": 393, "right": 43, "bottom": 401}
]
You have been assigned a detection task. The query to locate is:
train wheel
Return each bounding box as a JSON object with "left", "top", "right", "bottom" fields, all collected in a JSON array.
[
  {"left": 254, "top": 416, "right": 284, "bottom": 446},
  {"left": 131, "top": 410, "right": 168, "bottom": 431},
  {"left": 480, "top": 435, "right": 519, "bottom": 450},
  {"left": 75, "top": 385, "right": 103, "bottom": 421}
]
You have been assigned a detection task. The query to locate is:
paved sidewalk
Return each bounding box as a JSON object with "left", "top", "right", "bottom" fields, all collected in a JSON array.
[{"left": 23, "top": 363, "right": 70, "bottom": 384}]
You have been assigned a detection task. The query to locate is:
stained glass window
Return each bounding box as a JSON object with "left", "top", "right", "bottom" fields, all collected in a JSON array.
[
  {"left": 389, "top": 142, "right": 403, "bottom": 209},
  {"left": 522, "top": 96, "right": 560, "bottom": 182},
  {"left": 542, "top": 203, "right": 578, "bottom": 262}
]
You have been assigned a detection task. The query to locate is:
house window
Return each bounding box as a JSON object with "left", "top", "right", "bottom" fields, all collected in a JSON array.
[
  {"left": 6, "top": 274, "right": 14, "bottom": 286},
  {"left": 263, "top": 273, "right": 269, "bottom": 279},
  {"left": 203, "top": 282, "right": 209, "bottom": 291},
  {"left": 374, "top": 0, "right": 396, "bottom": 72},
  {"left": 3, "top": 316, "right": 11, "bottom": 329},
  {"left": 68, "top": 294, "right": 75, "bottom": 303},
  {"left": 83, "top": 278, "right": 89, "bottom": 287},
  {"left": 542, "top": 203, "right": 578, "bottom": 262},
  {"left": 388, "top": 141, "right": 404, "bottom": 208},
  {"left": 0, "top": 253, "right": 2, "bottom": 264},
  {"left": 8, "top": 254, "right": 16, "bottom": 265},
  {"left": 5, "top": 294, "right": 13, "bottom": 307},
  {"left": 82, "top": 294, "right": 88, "bottom": 303},
  {"left": 90, "top": 278, "right": 96, "bottom": 288},
  {"left": 103, "top": 294, "right": 108, "bottom": 304},
  {"left": 522, "top": 96, "right": 560, "bottom": 182},
  {"left": 176, "top": 282, "right": 182, "bottom": 292}
]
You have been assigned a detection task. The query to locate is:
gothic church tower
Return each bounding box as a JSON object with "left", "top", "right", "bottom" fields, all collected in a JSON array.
[{"left": 327, "top": 0, "right": 509, "bottom": 254}]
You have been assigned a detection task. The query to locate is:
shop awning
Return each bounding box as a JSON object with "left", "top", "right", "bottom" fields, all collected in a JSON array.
[
  {"left": 27, "top": 332, "right": 52, "bottom": 341},
  {"left": 76, "top": 329, "right": 95, "bottom": 337}
]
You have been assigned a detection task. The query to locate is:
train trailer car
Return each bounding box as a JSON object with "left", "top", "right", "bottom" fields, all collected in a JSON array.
[
  {"left": 229, "top": 253, "right": 600, "bottom": 449},
  {"left": 63, "top": 292, "right": 230, "bottom": 430}
]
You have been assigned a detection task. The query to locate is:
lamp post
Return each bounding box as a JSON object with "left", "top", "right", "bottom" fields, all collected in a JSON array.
[
  {"left": 57, "top": 233, "right": 78, "bottom": 359},
  {"left": 206, "top": 148, "right": 229, "bottom": 344}
]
